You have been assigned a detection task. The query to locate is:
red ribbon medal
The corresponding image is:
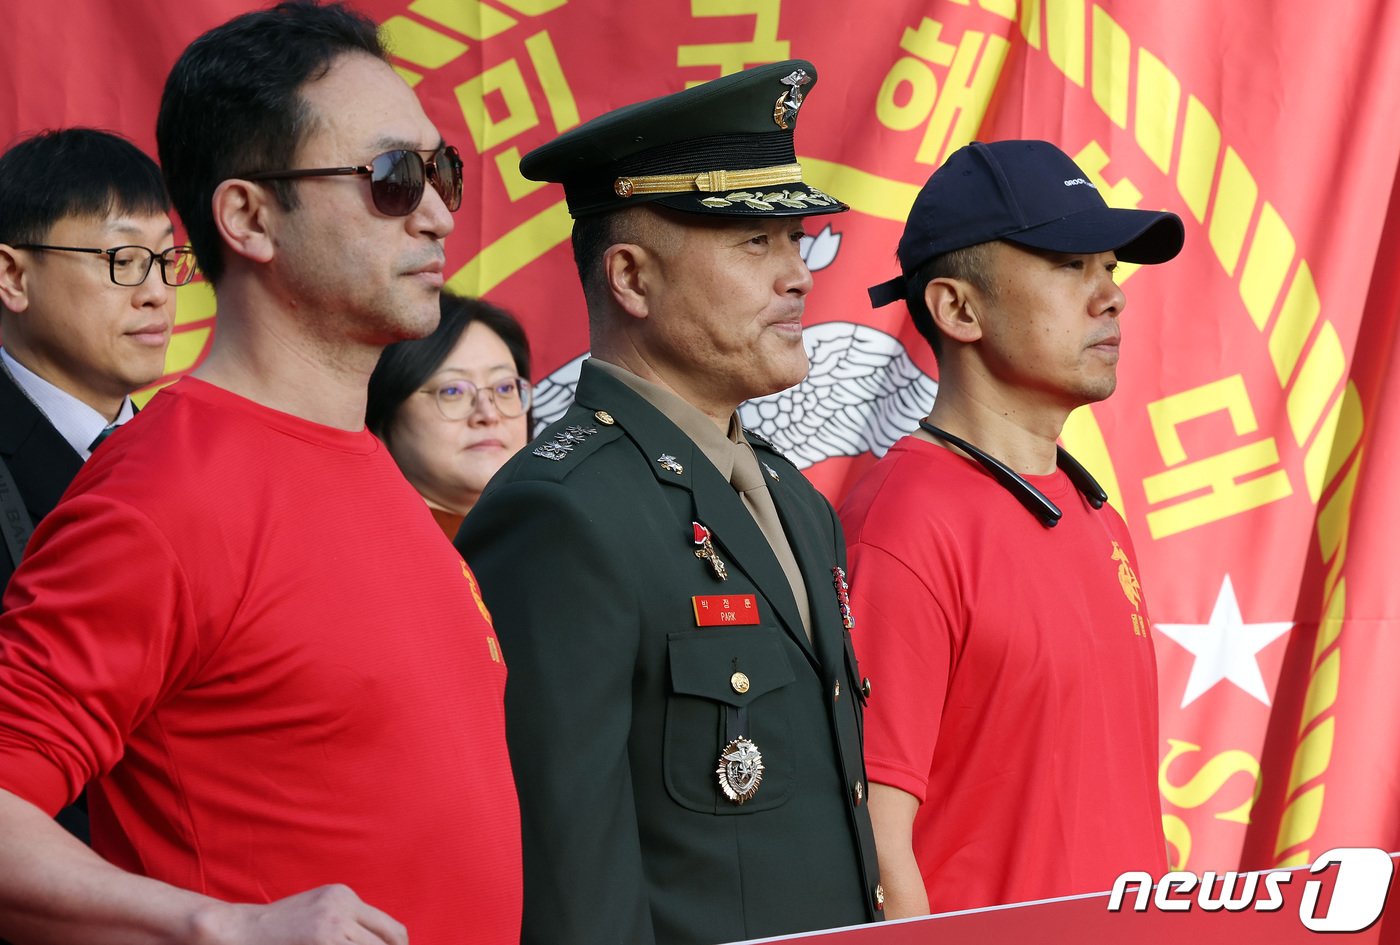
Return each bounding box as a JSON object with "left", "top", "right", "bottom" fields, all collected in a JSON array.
[{"left": 692, "top": 521, "right": 728, "bottom": 581}]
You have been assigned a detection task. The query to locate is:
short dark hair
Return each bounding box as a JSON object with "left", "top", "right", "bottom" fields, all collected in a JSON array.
[
  {"left": 0, "top": 128, "right": 169, "bottom": 247},
  {"left": 155, "top": 1, "right": 385, "bottom": 286},
  {"left": 570, "top": 206, "right": 678, "bottom": 311},
  {"left": 367, "top": 292, "right": 533, "bottom": 441},
  {"left": 905, "top": 241, "right": 996, "bottom": 359},
  {"left": 570, "top": 211, "right": 624, "bottom": 309}
]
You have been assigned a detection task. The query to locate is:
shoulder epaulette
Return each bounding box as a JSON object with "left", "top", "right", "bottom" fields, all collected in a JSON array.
[
  {"left": 745, "top": 428, "right": 789, "bottom": 461},
  {"left": 745, "top": 428, "right": 773, "bottom": 449}
]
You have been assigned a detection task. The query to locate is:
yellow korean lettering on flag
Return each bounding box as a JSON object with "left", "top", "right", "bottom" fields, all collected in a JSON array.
[{"left": 4, "top": 0, "right": 1400, "bottom": 882}]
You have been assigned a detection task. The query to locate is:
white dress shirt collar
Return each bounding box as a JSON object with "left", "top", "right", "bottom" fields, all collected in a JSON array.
[{"left": 0, "top": 347, "right": 136, "bottom": 460}]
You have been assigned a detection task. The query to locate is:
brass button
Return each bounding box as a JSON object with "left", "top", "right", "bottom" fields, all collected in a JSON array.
[
  {"left": 614, "top": 177, "right": 635, "bottom": 198},
  {"left": 594, "top": 410, "right": 615, "bottom": 425},
  {"left": 730, "top": 671, "right": 750, "bottom": 694},
  {"left": 852, "top": 781, "right": 864, "bottom": 805},
  {"left": 861, "top": 677, "right": 873, "bottom": 699},
  {"left": 833, "top": 681, "right": 841, "bottom": 700},
  {"left": 874, "top": 883, "right": 885, "bottom": 909}
]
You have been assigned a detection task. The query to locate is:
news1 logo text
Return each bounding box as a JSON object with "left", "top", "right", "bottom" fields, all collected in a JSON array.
[{"left": 1108, "top": 847, "right": 1396, "bottom": 932}]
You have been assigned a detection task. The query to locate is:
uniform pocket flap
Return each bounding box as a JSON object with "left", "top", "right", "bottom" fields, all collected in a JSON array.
[{"left": 668, "top": 629, "right": 796, "bottom": 707}]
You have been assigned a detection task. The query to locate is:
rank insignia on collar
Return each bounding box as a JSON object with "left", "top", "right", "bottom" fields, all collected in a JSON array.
[
  {"left": 717, "top": 736, "right": 764, "bottom": 804},
  {"left": 772, "top": 68, "right": 811, "bottom": 129},
  {"left": 832, "top": 565, "right": 855, "bottom": 630},
  {"left": 763, "top": 462, "right": 779, "bottom": 482},
  {"left": 692, "top": 521, "right": 729, "bottom": 581},
  {"left": 657, "top": 453, "right": 684, "bottom": 475},
  {"left": 532, "top": 424, "right": 598, "bottom": 461}
]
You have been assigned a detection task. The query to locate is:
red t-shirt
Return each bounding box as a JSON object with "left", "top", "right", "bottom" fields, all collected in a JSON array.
[
  {"left": 0, "top": 378, "right": 521, "bottom": 945},
  {"left": 839, "top": 436, "right": 1164, "bottom": 912}
]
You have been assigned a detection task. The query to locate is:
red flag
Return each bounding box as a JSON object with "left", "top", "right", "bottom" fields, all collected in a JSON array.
[{"left": 4, "top": 0, "right": 1400, "bottom": 882}]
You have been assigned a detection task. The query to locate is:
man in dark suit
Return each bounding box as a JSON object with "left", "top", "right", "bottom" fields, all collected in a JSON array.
[
  {"left": 457, "top": 61, "right": 882, "bottom": 945},
  {"left": 0, "top": 128, "right": 187, "bottom": 590}
]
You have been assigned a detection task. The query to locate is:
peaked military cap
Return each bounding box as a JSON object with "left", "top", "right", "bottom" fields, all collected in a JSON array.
[{"left": 520, "top": 59, "right": 847, "bottom": 219}]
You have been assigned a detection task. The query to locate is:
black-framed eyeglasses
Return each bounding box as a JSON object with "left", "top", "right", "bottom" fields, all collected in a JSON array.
[
  {"left": 421, "top": 377, "right": 532, "bottom": 420},
  {"left": 919, "top": 421, "right": 1107, "bottom": 528},
  {"left": 14, "top": 244, "right": 197, "bottom": 287},
  {"left": 242, "top": 144, "right": 464, "bottom": 217}
]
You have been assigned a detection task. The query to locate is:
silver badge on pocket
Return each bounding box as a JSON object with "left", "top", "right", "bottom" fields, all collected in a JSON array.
[{"left": 717, "top": 736, "right": 765, "bottom": 804}]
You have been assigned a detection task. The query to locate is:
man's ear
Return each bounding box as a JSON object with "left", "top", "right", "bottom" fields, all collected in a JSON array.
[
  {"left": 0, "top": 244, "right": 30, "bottom": 314},
  {"left": 603, "top": 242, "right": 657, "bottom": 321},
  {"left": 925, "top": 278, "right": 983, "bottom": 345},
  {"left": 211, "top": 179, "right": 277, "bottom": 265}
]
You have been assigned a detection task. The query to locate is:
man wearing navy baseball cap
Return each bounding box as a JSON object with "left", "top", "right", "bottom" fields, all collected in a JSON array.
[{"left": 842, "top": 140, "right": 1183, "bottom": 915}]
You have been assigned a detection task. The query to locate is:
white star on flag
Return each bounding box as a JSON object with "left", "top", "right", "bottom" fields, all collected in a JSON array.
[{"left": 1155, "top": 574, "right": 1294, "bottom": 709}]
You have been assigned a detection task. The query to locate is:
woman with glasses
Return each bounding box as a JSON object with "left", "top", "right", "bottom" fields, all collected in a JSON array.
[{"left": 368, "top": 291, "right": 533, "bottom": 537}]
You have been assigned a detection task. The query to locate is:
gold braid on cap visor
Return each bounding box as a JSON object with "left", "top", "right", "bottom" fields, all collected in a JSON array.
[{"left": 613, "top": 162, "right": 804, "bottom": 198}]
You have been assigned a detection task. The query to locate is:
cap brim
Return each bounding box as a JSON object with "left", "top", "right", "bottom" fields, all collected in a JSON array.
[
  {"left": 650, "top": 182, "right": 848, "bottom": 218},
  {"left": 1005, "top": 206, "right": 1185, "bottom": 264}
]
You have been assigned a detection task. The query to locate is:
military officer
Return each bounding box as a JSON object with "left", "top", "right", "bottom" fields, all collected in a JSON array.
[{"left": 457, "top": 61, "right": 882, "bottom": 945}]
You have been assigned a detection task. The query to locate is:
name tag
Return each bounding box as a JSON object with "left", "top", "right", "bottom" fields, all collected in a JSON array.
[{"left": 692, "top": 594, "right": 760, "bottom": 627}]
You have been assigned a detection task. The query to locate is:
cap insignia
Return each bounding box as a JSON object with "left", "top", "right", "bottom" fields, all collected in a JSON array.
[{"left": 772, "top": 69, "right": 811, "bottom": 129}]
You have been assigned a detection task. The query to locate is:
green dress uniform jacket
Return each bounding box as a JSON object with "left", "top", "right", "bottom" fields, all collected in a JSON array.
[{"left": 457, "top": 360, "right": 881, "bottom": 945}]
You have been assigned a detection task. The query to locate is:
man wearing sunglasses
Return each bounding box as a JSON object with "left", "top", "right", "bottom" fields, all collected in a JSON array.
[
  {"left": 0, "top": 4, "right": 518, "bottom": 945},
  {"left": 0, "top": 128, "right": 186, "bottom": 596},
  {"left": 843, "top": 140, "right": 1186, "bottom": 917}
]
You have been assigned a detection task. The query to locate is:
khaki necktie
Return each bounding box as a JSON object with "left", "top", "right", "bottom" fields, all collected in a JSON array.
[{"left": 730, "top": 441, "right": 811, "bottom": 641}]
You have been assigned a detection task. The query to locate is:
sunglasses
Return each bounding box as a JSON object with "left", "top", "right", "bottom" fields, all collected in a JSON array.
[{"left": 243, "top": 144, "right": 463, "bottom": 217}]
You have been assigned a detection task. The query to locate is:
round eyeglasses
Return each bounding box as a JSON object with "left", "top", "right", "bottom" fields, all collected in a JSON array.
[
  {"left": 421, "top": 377, "right": 532, "bottom": 420},
  {"left": 243, "top": 144, "right": 463, "bottom": 217},
  {"left": 14, "top": 244, "right": 197, "bottom": 287}
]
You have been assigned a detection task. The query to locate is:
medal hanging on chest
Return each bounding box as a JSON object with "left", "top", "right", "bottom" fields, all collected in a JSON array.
[
  {"left": 717, "top": 656, "right": 762, "bottom": 804},
  {"left": 717, "top": 736, "right": 764, "bottom": 803}
]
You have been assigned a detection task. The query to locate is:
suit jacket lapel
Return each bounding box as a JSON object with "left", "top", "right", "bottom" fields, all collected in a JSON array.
[
  {"left": 762, "top": 462, "right": 842, "bottom": 669},
  {"left": 573, "top": 363, "right": 812, "bottom": 655},
  {"left": 0, "top": 370, "right": 83, "bottom": 519},
  {"left": 689, "top": 464, "right": 811, "bottom": 656},
  {"left": 0, "top": 369, "right": 42, "bottom": 458}
]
